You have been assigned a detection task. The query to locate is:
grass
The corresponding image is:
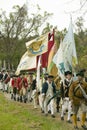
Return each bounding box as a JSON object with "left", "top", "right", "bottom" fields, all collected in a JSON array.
[{"left": 0, "top": 92, "right": 79, "bottom": 130}]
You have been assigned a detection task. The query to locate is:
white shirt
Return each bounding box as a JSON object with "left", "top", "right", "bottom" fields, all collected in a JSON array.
[{"left": 46, "top": 81, "right": 53, "bottom": 97}]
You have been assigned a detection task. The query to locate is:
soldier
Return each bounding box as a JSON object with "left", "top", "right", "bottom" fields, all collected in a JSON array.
[
  {"left": 11, "top": 75, "right": 17, "bottom": 101},
  {"left": 31, "top": 78, "right": 37, "bottom": 108},
  {"left": 54, "top": 75, "right": 61, "bottom": 112},
  {"left": 69, "top": 71, "right": 87, "bottom": 129},
  {"left": 4, "top": 70, "right": 10, "bottom": 93},
  {"left": 41, "top": 73, "right": 48, "bottom": 113},
  {"left": 0, "top": 70, "right": 4, "bottom": 90},
  {"left": 60, "top": 71, "right": 73, "bottom": 123},
  {"left": 76, "top": 69, "right": 87, "bottom": 122},
  {"left": 27, "top": 72, "right": 33, "bottom": 102},
  {"left": 19, "top": 73, "right": 28, "bottom": 103},
  {"left": 42, "top": 75, "right": 56, "bottom": 118}
]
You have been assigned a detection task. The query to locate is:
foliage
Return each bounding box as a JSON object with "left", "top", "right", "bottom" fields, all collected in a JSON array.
[
  {"left": 0, "top": 4, "right": 87, "bottom": 70},
  {"left": 74, "top": 17, "right": 87, "bottom": 69},
  {"left": 0, "top": 4, "right": 52, "bottom": 69}
]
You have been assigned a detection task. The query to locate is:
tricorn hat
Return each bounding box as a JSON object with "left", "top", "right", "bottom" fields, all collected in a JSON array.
[
  {"left": 76, "top": 71, "right": 84, "bottom": 77},
  {"left": 80, "top": 69, "right": 86, "bottom": 73},
  {"left": 64, "top": 71, "right": 72, "bottom": 76},
  {"left": 48, "top": 75, "right": 54, "bottom": 78}
]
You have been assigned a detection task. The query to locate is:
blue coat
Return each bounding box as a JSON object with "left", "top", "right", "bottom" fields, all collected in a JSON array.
[{"left": 42, "top": 81, "right": 56, "bottom": 95}]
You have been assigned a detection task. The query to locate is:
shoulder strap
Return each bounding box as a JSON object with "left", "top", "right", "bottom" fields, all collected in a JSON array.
[{"left": 73, "top": 85, "right": 80, "bottom": 95}]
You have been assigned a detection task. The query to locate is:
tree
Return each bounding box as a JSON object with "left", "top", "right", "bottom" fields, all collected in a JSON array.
[
  {"left": 74, "top": 16, "right": 87, "bottom": 69},
  {"left": 0, "top": 4, "right": 52, "bottom": 69}
]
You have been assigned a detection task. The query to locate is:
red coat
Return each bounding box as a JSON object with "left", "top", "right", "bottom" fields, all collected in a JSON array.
[
  {"left": 16, "top": 77, "right": 21, "bottom": 90},
  {"left": 11, "top": 78, "right": 17, "bottom": 88},
  {"left": 23, "top": 78, "right": 28, "bottom": 88},
  {"left": 18, "top": 77, "right": 28, "bottom": 90}
]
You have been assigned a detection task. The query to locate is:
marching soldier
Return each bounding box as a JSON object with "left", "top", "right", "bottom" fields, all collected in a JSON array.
[
  {"left": 42, "top": 75, "right": 56, "bottom": 118},
  {"left": 4, "top": 70, "right": 10, "bottom": 93},
  {"left": 31, "top": 78, "right": 37, "bottom": 108},
  {"left": 27, "top": 73, "right": 33, "bottom": 102},
  {"left": 19, "top": 73, "right": 28, "bottom": 103},
  {"left": 11, "top": 75, "right": 17, "bottom": 101},
  {"left": 69, "top": 71, "right": 87, "bottom": 129},
  {"left": 60, "top": 71, "right": 73, "bottom": 123},
  {"left": 0, "top": 70, "right": 4, "bottom": 90},
  {"left": 54, "top": 75, "right": 61, "bottom": 112}
]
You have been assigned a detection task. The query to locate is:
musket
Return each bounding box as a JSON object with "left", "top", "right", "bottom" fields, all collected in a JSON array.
[{"left": 79, "top": 83, "right": 87, "bottom": 100}]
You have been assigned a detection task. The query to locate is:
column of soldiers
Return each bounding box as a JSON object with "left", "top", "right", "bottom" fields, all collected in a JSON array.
[{"left": 0, "top": 68, "right": 87, "bottom": 129}]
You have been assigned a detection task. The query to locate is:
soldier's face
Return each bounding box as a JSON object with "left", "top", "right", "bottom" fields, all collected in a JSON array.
[
  {"left": 29, "top": 75, "right": 33, "bottom": 79},
  {"left": 48, "top": 78, "right": 53, "bottom": 83},
  {"left": 66, "top": 74, "right": 72, "bottom": 80},
  {"left": 78, "top": 76, "right": 83, "bottom": 81}
]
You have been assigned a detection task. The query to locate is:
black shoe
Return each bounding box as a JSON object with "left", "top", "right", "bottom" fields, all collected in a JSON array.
[
  {"left": 24, "top": 100, "right": 26, "bottom": 103},
  {"left": 14, "top": 97, "right": 16, "bottom": 101},
  {"left": 71, "top": 113, "right": 73, "bottom": 116},
  {"left": 30, "top": 98, "right": 32, "bottom": 102},
  {"left": 51, "top": 115, "right": 55, "bottom": 118},
  {"left": 41, "top": 110, "right": 44, "bottom": 113},
  {"left": 67, "top": 120, "right": 72, "bottom": 123},
  {"left": 48, "top": 110, "right": 51, "bottom": 114},
  {"left": 61, "top": 117, "right": 64, "bottom": 120},
  {"left": 74, "top": 126, "right": 79, "bottom": 129},
  {"left": 81, "top": 125, "right": 87, "bottom": 130}
]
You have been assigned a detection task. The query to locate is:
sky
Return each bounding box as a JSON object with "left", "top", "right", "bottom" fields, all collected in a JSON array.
[{"left": 0, "top": 0, "right": 87, "bottom": 31}]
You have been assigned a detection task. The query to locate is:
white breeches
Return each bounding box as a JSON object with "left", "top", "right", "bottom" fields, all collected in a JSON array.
[
  {"left": 61, "top": 97, "right": 72, "bottom": 120},
  {"left": 32, "top": 89, "right": 37, "bottom": 108},
  {"left": 0, "top": 82, "right": 3, "bottom": 90},
  {"left": 44, "top": 96, "right": 55, "bottom": 115}
]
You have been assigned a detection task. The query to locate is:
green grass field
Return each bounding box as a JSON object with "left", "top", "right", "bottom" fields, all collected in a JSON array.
[{"left": 0, "top": 92, "right": 83, "bottom": 130}]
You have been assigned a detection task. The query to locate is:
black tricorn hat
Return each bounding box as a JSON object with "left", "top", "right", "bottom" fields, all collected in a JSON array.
[
  {"left": 80, "top": 69, "right": 86, "bottom": 73},
  {"left": 76, "top": 71, "right": 84, "bottom": 77},
  {"left": 64, "top": 71, "right": 72, "bottom": 76},
  {"left": 48, "top": 75, "right": 54, "bottom": 78}
]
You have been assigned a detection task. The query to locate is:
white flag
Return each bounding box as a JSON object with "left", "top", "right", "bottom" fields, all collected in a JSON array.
[
  {"left": 53, "top": 18, "right": 78, "bottom": 79},
  {"left": 53, "top": 41, "right": 65, "bottom": 79},
  {"left": 15, "top": 51, "right": 36, "bottom": 75},
  {"left": 62, "top": 18, "right": 78, "bottom": 71}
]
